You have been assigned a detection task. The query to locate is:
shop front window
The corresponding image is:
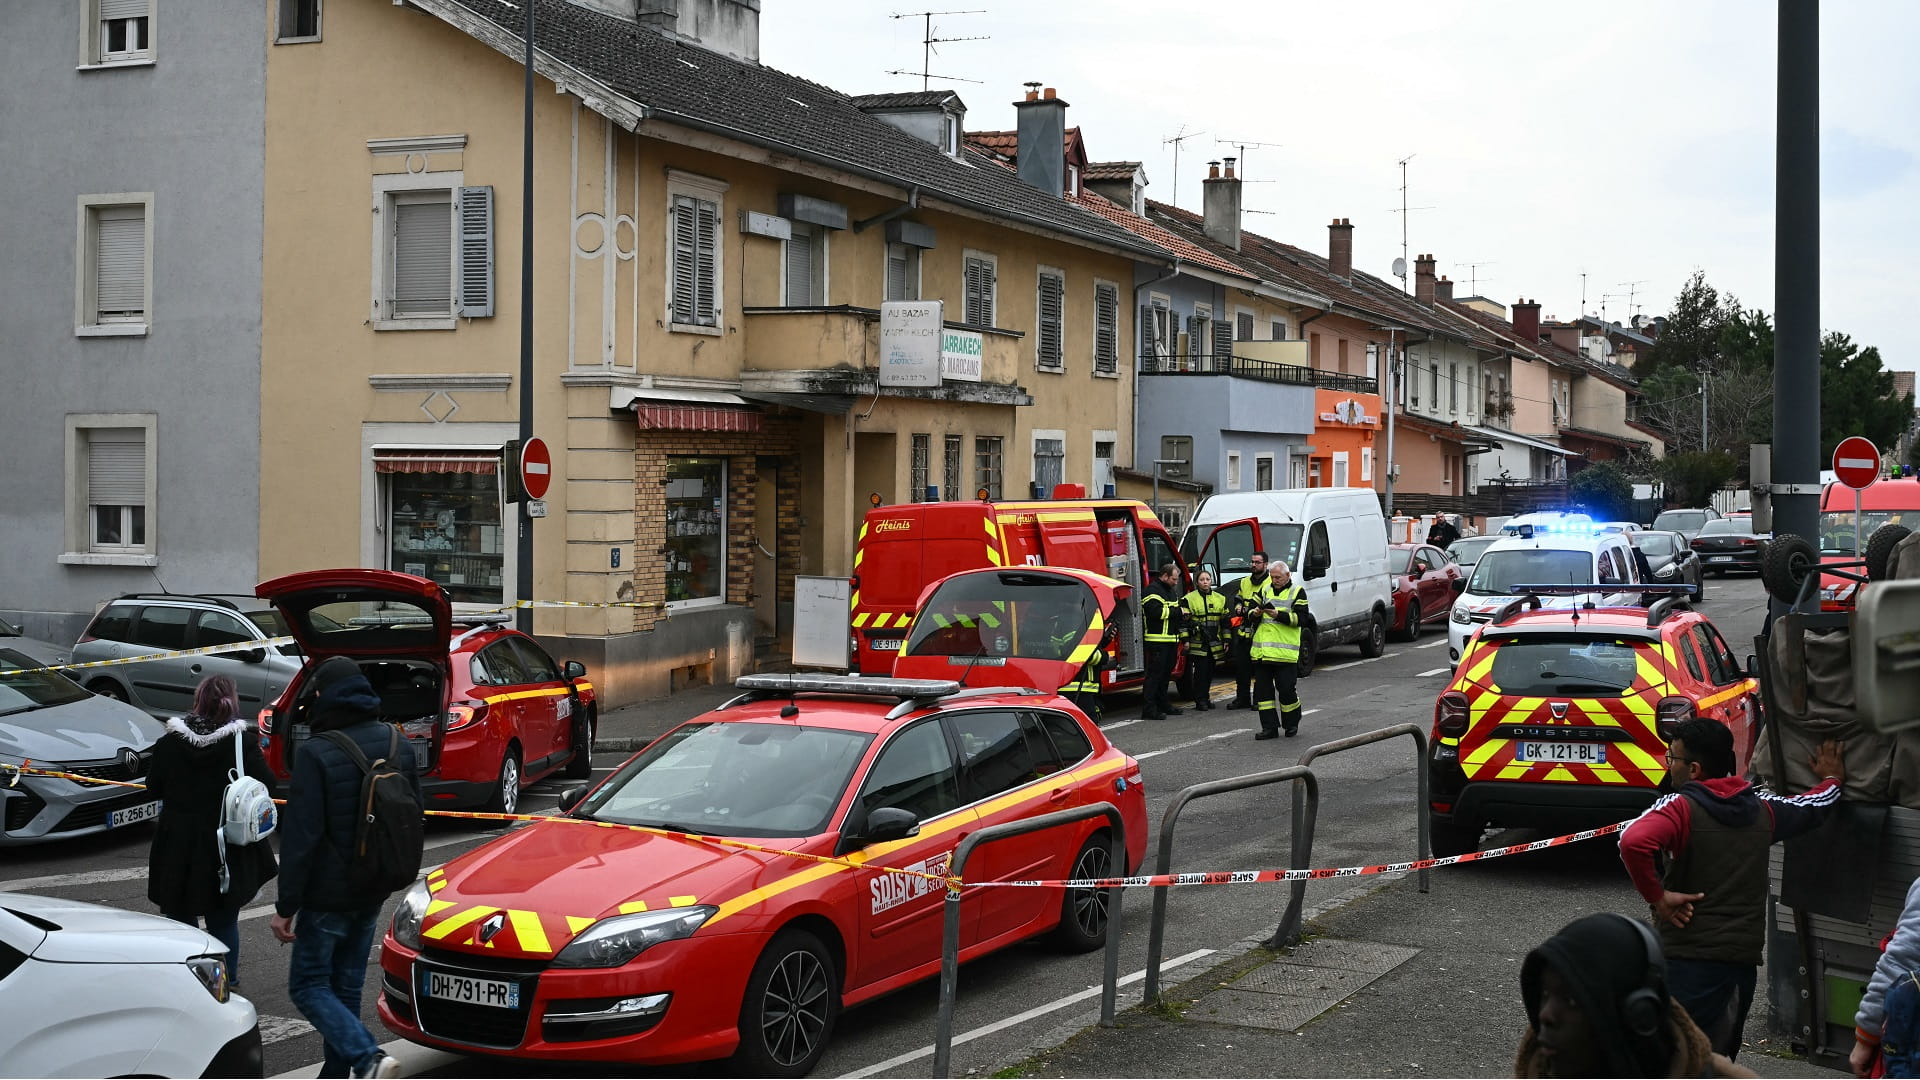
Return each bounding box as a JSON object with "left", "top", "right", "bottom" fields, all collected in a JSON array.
[
  {"left": 380, "top": 452, "right": 504, "bottom": 606},
  {"left": 665, "top": 456, "right": 726, "bottom": 605}
]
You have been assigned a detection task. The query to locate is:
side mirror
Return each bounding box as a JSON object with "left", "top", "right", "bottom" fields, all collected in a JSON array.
[
  {"left": 558, "top": 784, "right": 591, "bottom": 813},
  {"left": 1745, "top": 654, "right": 1760, "bottom": 678},
  {"left": 858, "top": 806, "right": 920, "bottom": 846},
  {"left": 1450, "top": 578, "right": 1467, "bottom": 595},
  {"left": 562, "top": 660, "right": 587, "bottom": 680},
  {"left": 239, "top": 648, "right": 268, "bottom": 665}
]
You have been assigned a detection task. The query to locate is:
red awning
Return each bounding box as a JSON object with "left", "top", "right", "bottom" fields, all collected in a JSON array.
[
  {"left": 373, "top": 450, "right": 500, "bottom": 475},
  {"left": 632, "top": 404, "right": 762, "bottom": 432}
]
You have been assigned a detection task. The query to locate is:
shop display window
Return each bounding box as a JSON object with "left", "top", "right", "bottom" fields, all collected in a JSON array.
[
  {"left": 385, "top": 468, "right": 504, "bottom": 605},
  {"left": 665, "top": 456, "right": 725, "bottom": 604}
]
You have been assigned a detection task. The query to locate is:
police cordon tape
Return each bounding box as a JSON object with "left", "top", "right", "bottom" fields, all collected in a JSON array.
[{"left": 0, "top": 762, "right": 1628, "bottom": 889}]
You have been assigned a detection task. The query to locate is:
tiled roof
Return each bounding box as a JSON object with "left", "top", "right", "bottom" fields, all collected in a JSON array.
[
  {"left": 1397, "top": 413, "right": 1501, "bottom": 447},
  {"left": 1441, "top": 302, "right": 1640, "bottom": 390},
  {"left": 1070, "top": 193, "right": 1252, "bottom": 280},
  {"left": 848, "top": 90, "right": 962, "bottom": 110},
  {"left": 415, "top": 1, "right": 1163, "bottom": 261},
  {"left": 964, "top": 127, "right": 1085, "bottom": 165},
  {"left": 1086, "top": 161, "right": 1141, "bottom": 181}
]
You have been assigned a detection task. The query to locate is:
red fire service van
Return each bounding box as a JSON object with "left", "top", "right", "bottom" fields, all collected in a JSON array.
[{"left": 849, "top": 489, "right": 1188, "bottom": 695}]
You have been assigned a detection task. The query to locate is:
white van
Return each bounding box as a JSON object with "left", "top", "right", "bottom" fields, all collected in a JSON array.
[
  {"left": 1445, "top": 528, "right": 1649, "bottom": 663},
  {"left": 1180, "top": 488, "right": 1393, "bottom": 665}
]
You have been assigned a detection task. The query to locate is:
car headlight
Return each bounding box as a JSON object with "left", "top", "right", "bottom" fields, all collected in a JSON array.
[
  {"left": 187, "top": 955, "right": 229, "bottom": 1003},
  {"left": 1655, "top": 563, "right": 1677, "bottom": 578},
  {"left": 551, "top": 906, "right": 716, "bottom": 969},
  {"left": 390, "top": 879, "right": 430, "bottom": 950},
  {"left": 1450, "top": 605, "right": 1472, "bottom": 625}
]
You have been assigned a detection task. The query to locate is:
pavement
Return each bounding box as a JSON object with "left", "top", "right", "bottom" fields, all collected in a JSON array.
[{"left": 589, "top": 671, "right": 787, "bottom": 753}]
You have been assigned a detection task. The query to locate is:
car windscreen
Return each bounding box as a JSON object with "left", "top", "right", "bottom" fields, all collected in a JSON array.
[
  {"left": 905, "top": 571, "right": 1099, "bottom": 661},
  {"left": 0, "top": 649, "right": 92, "bottom": 714},
  {"left": 1486, "top": 636, "right": 1644, "bottom": 697},
  {"left": 242, "top": 608, "right": 319, "bottom": 657},
  {"left": 1635, "top": 534, "right": 1676, "bottom": 556},
  {"left": 1447, "top": 537, "right": 1498, "bottom": 564},
  {"left": 1466, "top": 549, "right": 1594, "bottom": 595},
  {"left": 577, "top": 721, "right": 873, "bottom": 838},
  {"left": 1819, "top": 510, "right": 1914, "bottom": 555},
  {"left": 1653, "top": 510, "right": 1707, "bottom": 532}
]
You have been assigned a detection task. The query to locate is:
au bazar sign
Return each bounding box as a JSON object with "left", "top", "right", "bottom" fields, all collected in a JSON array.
[
  {"left": 1318, "top": 398, "right": 1377, "bottom": 426},
  {"left": 878, "top": 301, "right": 982, "bottom": 386}
]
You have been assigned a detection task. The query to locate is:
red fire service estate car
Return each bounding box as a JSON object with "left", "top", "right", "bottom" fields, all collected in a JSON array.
[
  {"left": 254, "top": 569, "right": 596, "bottom": 815},
  {"left": 1427, "top": 584, "right": 1757, "bottom": 856},
  {"left": 1388, "top": 542, "right": 1463, "bottom": 641},
  {"left": 377, "top": 569, "right": 1147, "bottom": 1075}
]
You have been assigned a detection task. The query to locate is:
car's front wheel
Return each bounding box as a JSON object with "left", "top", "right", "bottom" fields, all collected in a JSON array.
[
  {"left": 87, "top": 678, "right": 129, "bottom": 703},
  {"left": 1051, "top": 833, "right": 1115, "bottom": 953},
  {"left": 734, "top": 928, "right": 838, "bottom": 1078}
]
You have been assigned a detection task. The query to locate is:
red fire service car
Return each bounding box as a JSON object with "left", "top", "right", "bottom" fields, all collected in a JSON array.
[
  {"left": 377, "top": 668, "right": 1147, "bottom": 1074},
  {"left": 254, "top": 569, "right": 596, "bottom": 815},
  {"left": 1427, "top": 584, "right": 1757, "bottom": 856}
]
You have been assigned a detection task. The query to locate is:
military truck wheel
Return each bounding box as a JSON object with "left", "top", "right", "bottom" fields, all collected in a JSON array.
[
  {"left": 1866, "top": 524, "right": 1912, "bottom": 582},
  {"left": 1760, "top": 533, "right": 1819, "bottom": 604}
]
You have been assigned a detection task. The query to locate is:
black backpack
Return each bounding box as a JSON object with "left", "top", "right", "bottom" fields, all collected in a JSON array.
[{"left": 320, "top": 728, "right": 423, "bottom": 894}]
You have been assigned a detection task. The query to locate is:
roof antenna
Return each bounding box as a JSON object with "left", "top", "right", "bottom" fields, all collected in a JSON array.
[
  {"left": 146, "top": 565, "right": 172, "bottom": 594},
  {"left": 780, "top": 690, "right": 800, "bottom": 718}
]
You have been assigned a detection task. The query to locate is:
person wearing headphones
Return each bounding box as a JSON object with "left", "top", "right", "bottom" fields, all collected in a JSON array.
[
  {"left": 1619, "top": 719, "right": 1845, "bottom": 1061},
  {"left": 1516, "top": 911, "right": 1754, "bottom": 1077}
]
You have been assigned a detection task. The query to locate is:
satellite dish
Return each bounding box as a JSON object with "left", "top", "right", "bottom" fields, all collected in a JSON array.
[
  {"left": 1391, "top": 257, "right": 1407, "bottom": 280},
  {"left": 1631, "top": 314, "right": 1648, "bottom": 329}
]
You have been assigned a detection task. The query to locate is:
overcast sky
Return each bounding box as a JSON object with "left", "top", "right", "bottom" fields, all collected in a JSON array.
[{"left": 760, "top": 1, "right": 1916, "bottom": 371}]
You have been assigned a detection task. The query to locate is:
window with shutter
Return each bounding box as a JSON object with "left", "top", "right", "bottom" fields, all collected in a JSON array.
[
  {"left": 1094, "top": 283, "right": 1118, "bottom": 374},
  {"left": 694, "top": 200, "right": 718, "bottom": 323},
  {"left": 93, "top": 205, "right": 146, "bottom": 322},
  {"left": 1033, "top": 438, "right": 1065, "bottom": 492},
  {"left": 1036, "top": 271, "right": 1064, "bottom": 371},
  {"left": 963, "top": 255, "right": 995, "bottom": 327},
  {"left": 96, "top": 0, "right": 152, "bottom": 62},
  {"left": 885, "top": 243, "right": 918, "bottom": 302},
  {"left": 84, "top": 427, "right": 149, "bottom": 552},
  {"left": 456, "top": 186, "right": 494, "bottom": 318},
  {"left": 1271, "top": 319, "right": 1286, "bottom": 341},
  {"left": 390, "top": 192, "right": 453, "bottom": 317},
  {"left": 1236, "top": 312, "right": 1254, "bottom": 341},
  {"left": 1211, "top": 319, "right": 1234, "bottom": 363},
  {"left": 671, "top": 195, "right": 699, "bottom": 325},
  {"left": 783, "top": 224, "right": 821, "bottom": 306}
]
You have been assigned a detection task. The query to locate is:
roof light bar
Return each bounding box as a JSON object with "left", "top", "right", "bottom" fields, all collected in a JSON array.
[
  {"left": 734, "top": 673, "right": 962, "bottom": 698},
  {"left": 1507, "top": 583, "right": 1698, "bottom": 597}
]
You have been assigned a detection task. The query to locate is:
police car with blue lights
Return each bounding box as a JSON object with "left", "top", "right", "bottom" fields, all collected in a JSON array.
[{"left": 1446, "top": 514, "right": 1651, "bottom": 665}]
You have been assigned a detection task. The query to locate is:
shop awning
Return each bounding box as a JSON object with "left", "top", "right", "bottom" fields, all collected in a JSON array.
[
  {"left": 610, "top": 386, "right": 763, "bottom": 432},
  {"left": 372, "top": 448, "right": 500, "bottom": 474}
]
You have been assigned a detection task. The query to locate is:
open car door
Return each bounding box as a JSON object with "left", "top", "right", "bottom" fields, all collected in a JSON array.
[
  {"left": 1192, "top": 517, "right": 1266, "bottom": 588},
  {"left": 893, "top": 567, "right": 1129, "bottom": 693}
]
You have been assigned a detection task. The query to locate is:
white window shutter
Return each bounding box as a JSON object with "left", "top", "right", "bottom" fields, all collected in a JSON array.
[
  {"left": 94, "top": 206, "right": 145, "bottom": 319},
  {"left": 456, "top": 186, "right": 494, "bottom": 318},
  {"left": 694, "top": 199, "right": 718, "bottom": 324},
  {"left": 670, "top": 195, "right": 698, "bottom": 323},
  {"left": 100, "top": 0, "right": 147, "bottom": 19},
  {"left": 87, "top": 430, "right": 146, "bottom": 506},
  {"left": 783, "top": 229, "right": 813, "bottom": 306},
  {"left": 392, "top": 196, "right": 453, "bottom": 316}
]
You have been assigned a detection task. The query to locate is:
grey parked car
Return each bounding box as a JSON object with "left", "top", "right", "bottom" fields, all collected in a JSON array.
[
  {"left": 0, "top": 617, "right": 67, "bottom": 667},
  {"left": 69, "top": 594, "right": 305, "bottom": 723},
  {"left": 1632, "top": 529, "right": 1706, "bottom": 599},
  {"left": 0, "top": 648, "right": 168, "bottom": 844}
]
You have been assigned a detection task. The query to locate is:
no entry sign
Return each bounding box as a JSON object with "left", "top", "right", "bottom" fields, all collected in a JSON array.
[
  {"left": 1833, "top": 436, "right": 1881, "bottom": 491},
  {"left": 520, "top": 437, "right": 552, "bottom": 500}
]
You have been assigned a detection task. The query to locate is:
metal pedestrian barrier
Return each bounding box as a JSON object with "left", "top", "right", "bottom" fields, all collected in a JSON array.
[
  {"left": 1141, "top": 766, "right": 1319, "bottom": 1005},
  {"left": 1271, "top": 723, "right": 1431, "bottom": 947},
  {"left": 933, "top": 802, "right": 1127, "bottom": 1078}
]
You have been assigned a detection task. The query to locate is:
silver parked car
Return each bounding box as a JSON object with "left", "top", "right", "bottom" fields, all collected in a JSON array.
[
  {"left": 0, "top": 648, "right": 168, "bottom": 844},
  {"left": 0, "top": 616, "right": 68, "bottom": 667},
  {"left": 68, "top": 594, "right": 305, "bottom": 722}
]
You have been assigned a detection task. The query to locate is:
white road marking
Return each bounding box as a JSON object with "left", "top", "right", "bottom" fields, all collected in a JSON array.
[
  {"left": 838, "top": 948, "right": 1217, "bottom": 1079},
  {"left": 3, "top": 831, "right": 489, "bottom": 895},
  {"left": 1135, "top": 730, "right": 1251, "bottom": 760},
  {"left": 1303, "top": 708, "right": 1323, "bottom": 716},
  {"left": 1318, "top": 656, "right": 1386, "bottom": 671},
  {"left": 1416, "top": 667, "right": 1450, "bottom": 677},
  {"left": 256, "top": 1014, "right": 315, "bottom": 1045},
  {"left": 1416, "top": 638, "right": 1449, "bottom": 648}
]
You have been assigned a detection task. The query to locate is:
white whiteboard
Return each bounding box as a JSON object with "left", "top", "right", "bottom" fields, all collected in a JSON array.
[{"left": 793, "top": 575, "right": 852, "bottom": 670}]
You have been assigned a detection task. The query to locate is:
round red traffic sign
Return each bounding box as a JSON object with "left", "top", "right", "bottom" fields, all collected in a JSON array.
[
  {"left": 520, "top": 437, "right": 552, "bottom": 500},
  {"left": 1833, "top": 436, "right": 1881, "bottom": 490}
]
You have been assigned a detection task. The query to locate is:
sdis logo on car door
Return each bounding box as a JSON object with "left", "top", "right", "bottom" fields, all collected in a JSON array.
[{"left": 870, "top": 852, "right": 953, "bottom": 914}]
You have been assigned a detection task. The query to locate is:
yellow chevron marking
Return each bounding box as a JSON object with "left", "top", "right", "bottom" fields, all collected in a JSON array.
[
  {"left": 668, "top": 895, "right": 697, "bottom": 908},
  {"left": 1465, "top": 740, "right": 1505, "bottom": 767},
  {"left": 428, "top": 878, "right": 446, "bottom": 893},
  {"left": 566, "top": 916, "right": 594, "bottom": 935},
  {"left": 1496, "top": 763, "right": 1531, "bottom": 780},
  {"left": 986, "top": 547, "right": 1004, "bottom": 566},
  {"left": 508, "top": 910, "right": 551, "bottom": 954},
  {"left": 852, "top": 614, "right": 870, "bottom": 628},
  {"left": 618, "top": 901, "right": 649, "bottom": 915},
  {"left": 427, "top": 868, "right": 445, "bottom": 880},
  {"left": 426, "top": 899, "right": 456, "bottom": 916},
  {"left": 422, "top": 906, "right": 492, "bottom": 941}
]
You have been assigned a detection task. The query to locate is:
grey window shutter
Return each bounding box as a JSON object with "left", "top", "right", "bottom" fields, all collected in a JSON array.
[
  {"left": 392, "top": 196, "right": 453, "bottom": 316},
  {"left": 456, "top": 186, "right": 494, "bottom": 318},
  {"left": 1138, "top": 304, "right": 1155, "bottom": 365},
  {"left": 100, "top": 0, "right": 147, "bottom": 19},
  {"left": 964, "top": 258, "right": 993, "bottom": 326},
  {"left": 1212, "top": 319, "right": 1235, "bottom": 361},
  {"left": 783, "top": 229, "right": 813, "bottom": 306},
  {"left": 87, "top": 430, "right": 146, "bottom": 506},
  {"left": 1037, "top": 273, "right": 1063, "bottom": 369},
  {"left": 1093, "top": 285, "right": 1118, "bottom": 373},
  {"left": 694, "top": 199, "right": 718, "bottom": 324},
  {"left": 1187, "top": 315, "right": 1209, "bottom": 356},
  {"left": 1236, "top": 312, "right": 1254, "bottom": 341},
  {"left": 886, "top": 244, "right": 909, "bottom": 301},
  {"left": 94, "top": 206, "right": 145, "bottom": 319},
  {"left": 670, "top": 195, "right": 697, "bottom": 323}
]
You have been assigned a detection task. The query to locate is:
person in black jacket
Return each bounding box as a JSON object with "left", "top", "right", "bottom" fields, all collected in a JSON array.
[
  {"left": 146, "top": 675, "right": 278, "bottom": 991},
  {"left": 269, "top": 657, "right": 421, "bottom": 1080}
]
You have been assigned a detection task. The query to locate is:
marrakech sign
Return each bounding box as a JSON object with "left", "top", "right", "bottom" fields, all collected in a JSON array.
[{"left": 940, "top": 328, "right": 984, "bottom": 382}]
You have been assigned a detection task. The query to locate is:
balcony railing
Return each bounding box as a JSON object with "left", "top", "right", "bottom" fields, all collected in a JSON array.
[{"left": 1139, "top": 352, "right": 1379, "bottom": 395}]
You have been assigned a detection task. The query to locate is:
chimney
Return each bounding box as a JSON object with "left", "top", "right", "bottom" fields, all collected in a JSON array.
[
  {"left": 1511, "top": 298, "right": 1542, "bottom": 344},
  {"left": 1203, "top": 157, "right": 1242, "bottom": 250},
  {"left": 1013, "top": 83, "right": 1068, "bottom": 198},
  {"left": 1547, "top": 322, "right": 1579, "bottom": 353},
  {"left": 1328, "top": 218, "right": 1354, "bottom": 278},
  {"left": 1414, "top": 254, "right": 1437, "bottom": 305},
  {"left": 633, "top": 0, "right": 761, "bottom": 65},
  {"left": 1435, "top": 275, "right": 1455, "bottom": 303}
]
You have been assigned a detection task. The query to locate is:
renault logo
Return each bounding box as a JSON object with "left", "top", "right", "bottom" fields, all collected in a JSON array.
[
  {"left": 119, "top": 747, "right": 141, "bottom": 774},
  {"left": 1548, "top": 702, "right": 1570, "bottom": 721},
  {"left": 477, "top": 913, "right": 506, "bottom": 944}
]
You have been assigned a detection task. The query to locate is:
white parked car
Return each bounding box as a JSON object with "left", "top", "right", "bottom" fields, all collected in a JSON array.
[
  {"left": 0, "top": 892, "right": 261, "bottom": 1077},
  {"left": 1446, "top": 530, "right": 1649, "bottom": 665}
]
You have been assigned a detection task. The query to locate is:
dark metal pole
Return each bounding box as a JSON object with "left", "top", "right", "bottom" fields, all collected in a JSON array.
[
  {"left": 1773, "top": 0, "right": 1820, "bottom": 550},
  {"left": 516, "top": 0, "right": 536, "bottom": 634}
]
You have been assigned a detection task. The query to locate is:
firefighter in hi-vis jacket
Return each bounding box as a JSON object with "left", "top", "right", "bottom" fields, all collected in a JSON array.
[
  {"left": 1182, "top": 570, "right": 1229, "bottom": 710},
  {"left": 1228, "top": 551, "right": 1273, "bottom": 709},
  {"left": 1250, "top": 559, "right": 1312, "bottom": 739}
]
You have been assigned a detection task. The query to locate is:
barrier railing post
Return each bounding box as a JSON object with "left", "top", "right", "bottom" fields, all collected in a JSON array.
[
  {"left": 1142, "top": 766, "right": 1317, "bottom": 1005},
  {"left": 1271, "top": 723, "right": 1429, "bottom": 948},
  {"left": 933, "top": 802, "right": 1125, "bottom": 1078}
]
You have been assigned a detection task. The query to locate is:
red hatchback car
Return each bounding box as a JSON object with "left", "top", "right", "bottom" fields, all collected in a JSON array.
[
  {"left": 254, "top": 570, "right": 596, "bottom": 815},
  {"left": 1388, "top": 542, "right": 1463, "bottom": 641}
]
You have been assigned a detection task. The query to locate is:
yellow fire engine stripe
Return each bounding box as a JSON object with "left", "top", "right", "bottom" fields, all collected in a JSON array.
[
  {"left": 618, "top": 901, "right": 649, "bottom": 914},
  {"left": 1466, "top": 652, "right": 1497, "bottom": 684},
  {"left": 1465, "top": 740, "right": 1505, "bottom": 767},
  {"left": 668, "top": 895, "right": 696, "bottom": 907},
  {"left": 706, "top": 756, "right": 1127, "bottom": 927},
  {"left": 566, "top": 916, "right": 594, "bottom": 935},
  {"left": 508, "top": 910, "right": 551, "bottom": 954},
  {"left": 480, "top": 687, "right": 574, "bottom": 706},
  {"left": 428, "top": 868, "right": 445, "bottom": 880},
  {"left": 422, "top": 905, "right": 492, "bottom": 941},
  {"left": 428, "top": 878, "right": 446, "bottom": 893},
  {"left": 427, "top": 899, "right": 456, "bottom": 916},
  {"left": 1546, "top": 765, "right": 1576, "bottom": 783},
  {"left": 1617, "top": 742, "right": 1664, "bottom": 774},
  {"left": 853, "top": 613, "right": 870, "bottom": 628},
  {"left": 1697, "top": 682, "right": 1755, "bottom": 710},
  {"left": 1496, "top": 763, "right": 1530, "bottom": 780}
]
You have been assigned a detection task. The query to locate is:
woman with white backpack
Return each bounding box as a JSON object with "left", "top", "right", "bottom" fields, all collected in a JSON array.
[{"left": 147, "top": 674, "right": 279, "bottom": 990}]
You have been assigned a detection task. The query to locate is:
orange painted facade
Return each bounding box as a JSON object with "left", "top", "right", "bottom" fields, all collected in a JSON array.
[{"left": 1309, "top": 388, "right": 1383, "bottom": 489}]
